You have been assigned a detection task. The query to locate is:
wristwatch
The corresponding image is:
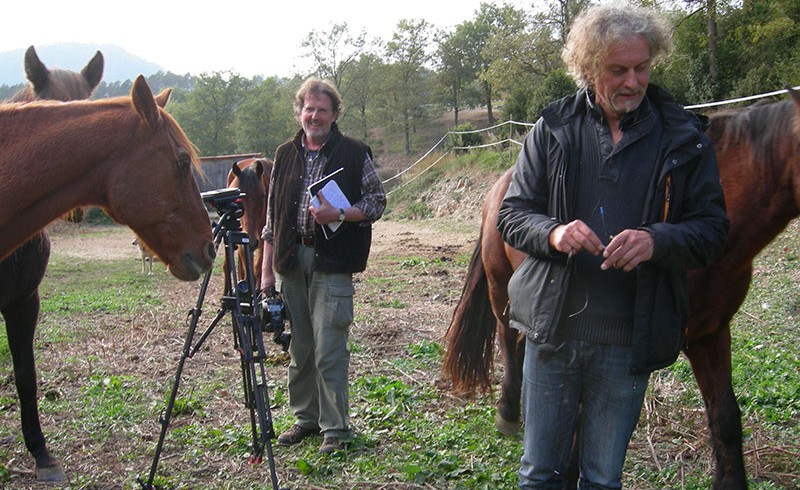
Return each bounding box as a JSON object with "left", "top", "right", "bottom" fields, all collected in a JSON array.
[{"left": 338, "top": 208, "right": 346, "bottom": 223}]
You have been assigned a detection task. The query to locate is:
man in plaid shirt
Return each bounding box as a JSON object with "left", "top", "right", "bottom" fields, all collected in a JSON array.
[{"left": 261, "top": 77, "right": 385, "bottom": 454}]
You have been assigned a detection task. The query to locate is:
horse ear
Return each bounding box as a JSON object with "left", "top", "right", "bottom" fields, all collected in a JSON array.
[
  {"left": 81, "top": 50, "right": 104, "bottom": 91},
  {"left": 131, "top": 75, "right": 160, "bottom": 128},
  {"left": 154, "top": 88, "right": 172, "bottom": 108},
  {"left": 23, "top": 46, "right": 50, "bottom": 93},
  {"left": 228, "top": 161, "right": 242, "bottom": 187},
  {"left": 255, "top": 159, "right": 264, "bottom": 177}
]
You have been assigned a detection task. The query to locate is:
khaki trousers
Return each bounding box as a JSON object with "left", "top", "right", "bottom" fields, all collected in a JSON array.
[{"left": 276, "top": 244, "right": 354, "bottom": 439}]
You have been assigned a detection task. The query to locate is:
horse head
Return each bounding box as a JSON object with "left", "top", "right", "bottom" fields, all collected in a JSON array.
[
  {"left": 225, "top": 157, "right": 273, "bottom": 291},
  {"left": 227, "top": 158, "right": 272, "bottom": 250},
  {"left": 10, "top": 45, "right": 103, "bottom": 102},
  {"left": 104, "top": 76, "right": 215, "bottom": 281}
]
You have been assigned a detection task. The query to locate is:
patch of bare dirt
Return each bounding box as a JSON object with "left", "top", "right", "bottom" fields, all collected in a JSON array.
[
  {"left": 0, "top": 210, "right": 482, "bottom": 489},
  {"left": 45, "top": 220, "right": 145, "bottom": 262}
]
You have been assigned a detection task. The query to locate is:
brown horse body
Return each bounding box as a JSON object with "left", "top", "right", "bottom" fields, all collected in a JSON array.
[
  {"left": 225, "top": 157, "right": 273, "bottom": 292},
  {"left": 444, "top": 89, "right": 800, "bottom": 489},
  {"left": 0, "top": 72, "right": 214, "bottom": 481},
  {"left": 0, "top": 46, "right": 104, "bottom": 482}
]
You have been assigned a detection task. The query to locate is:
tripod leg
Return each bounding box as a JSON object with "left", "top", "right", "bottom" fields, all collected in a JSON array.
[
  {"left": 230, "top": 237, "right": 282, "bottom": 489},
  {"left": 233, "top": 315, "right": 280, "bottom": 489},
  {"left": 253, "top": 326, "right": 281, "bottom": 489}
]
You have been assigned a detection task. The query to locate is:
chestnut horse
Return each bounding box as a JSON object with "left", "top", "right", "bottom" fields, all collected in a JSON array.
[
  {"left": 0, "top": 76, "right": 215, "bottom": 267},
  {"left": 225, "top": 157, "right": 273, "bottom": 293},
  {"left": 0, "top": 45, "right": 103, "bottom": 482},
  {"left": 443, "top": 88, "right": 800, "bottom": 489},
  {"left": 0, "top": 75, "right": 215, "bottom": 480}
]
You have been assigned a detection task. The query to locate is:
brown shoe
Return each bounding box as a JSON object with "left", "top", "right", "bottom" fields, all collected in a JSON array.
[
  {"left": 277, "top": 424, "right": 319, "bottom": 445},
  {"left": 319, "top": 436, "right": 345, "bottom": 454}
]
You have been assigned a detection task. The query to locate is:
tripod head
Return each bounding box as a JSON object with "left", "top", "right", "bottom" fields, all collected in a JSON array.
[
  {"left": 202, "top": 188, "right": 245, "bottom": 232},
  {"left": 202, "top": 187, "right": 291, "bottom": 352}
]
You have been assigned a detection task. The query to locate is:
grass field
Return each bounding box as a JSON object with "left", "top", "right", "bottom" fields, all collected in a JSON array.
[{"left": 0, "top": 193, "right": 797, "bottom": 489}]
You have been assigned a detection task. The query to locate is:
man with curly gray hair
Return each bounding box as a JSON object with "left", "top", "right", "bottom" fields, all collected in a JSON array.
[{"left": 497, "top": 3, "right": 729, "bottom": 488}]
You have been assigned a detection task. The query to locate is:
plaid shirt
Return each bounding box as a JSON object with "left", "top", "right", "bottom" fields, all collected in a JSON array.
[{"left": 264, "top": 140, "right": 386, "bottom": 242}]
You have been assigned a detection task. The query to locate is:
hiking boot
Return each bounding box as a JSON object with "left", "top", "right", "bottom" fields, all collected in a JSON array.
[
  {"left": 277, "top": 424, "right": 319, "bottom": 445},
  {"left": 318, "top": 436, "right": 345, "bottom": 454}
]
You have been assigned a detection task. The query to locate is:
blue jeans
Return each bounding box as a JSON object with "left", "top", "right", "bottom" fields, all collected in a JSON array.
[{"left": 519, "top": 337, "right": 649, "bottom": 489}]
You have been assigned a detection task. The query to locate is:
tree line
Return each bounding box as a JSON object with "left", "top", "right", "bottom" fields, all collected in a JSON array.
[{"left": 2, "top": 0, "right": 798, "bottom": 161}]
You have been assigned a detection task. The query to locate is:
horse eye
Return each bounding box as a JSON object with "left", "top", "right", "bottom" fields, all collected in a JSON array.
[{"left": 176, "top": 150, "right": 191, "bottom": 173}]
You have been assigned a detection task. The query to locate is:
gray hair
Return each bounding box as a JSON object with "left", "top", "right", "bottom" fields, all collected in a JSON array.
[
  {"left": 293, "top": 77, "right": 343, "bottom": 119},
  {"left": 561, "top": 3, "right": 673, "bottom": 88}
]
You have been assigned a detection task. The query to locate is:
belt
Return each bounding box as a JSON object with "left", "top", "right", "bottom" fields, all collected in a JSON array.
[{"left": 296, "top": 235, "right": 315, "bottom": 246}]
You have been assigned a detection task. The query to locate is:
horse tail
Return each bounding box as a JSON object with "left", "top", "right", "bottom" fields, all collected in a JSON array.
[{"left": 442, "top": 229, "right": 496, "bottom": 396}]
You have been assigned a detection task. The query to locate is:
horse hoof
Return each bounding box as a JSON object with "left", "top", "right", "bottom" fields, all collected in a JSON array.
[
  {"left": 36, "top": 462, "right": 66, "bottom": 482},
  {"left": 495, "top": 413, "right": 521, "bottom": 436}
]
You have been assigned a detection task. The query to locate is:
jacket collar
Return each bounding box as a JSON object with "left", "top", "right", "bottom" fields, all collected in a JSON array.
[{"left": 542, "top": 84, "right": 707, "bottom": 147}]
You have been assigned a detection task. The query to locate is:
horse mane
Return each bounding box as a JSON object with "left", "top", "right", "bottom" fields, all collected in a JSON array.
[
  {"left": 8, "top": 68, "right": 98, "bottom": 103},
  {"left": 235, "top": 162, "right": 263, "bottom": 189},
  {"left": 710, "top": 99, "right": 799, "bottom": 172},
  {"left": 0, "top": 95, "right": 203, "bottom": 176},
  {"left": 8, "top": 86, "right": 37, "bottom": 102}
]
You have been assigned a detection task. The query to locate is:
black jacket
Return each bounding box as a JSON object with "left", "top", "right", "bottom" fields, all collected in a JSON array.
[{"left": 498, "top": 85, "right": 729, "bottom": 374}]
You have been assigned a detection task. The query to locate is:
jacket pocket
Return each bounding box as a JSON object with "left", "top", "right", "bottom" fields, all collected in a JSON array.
[{"left": 508, "top": 256, "right": 565, "bottom": 343}]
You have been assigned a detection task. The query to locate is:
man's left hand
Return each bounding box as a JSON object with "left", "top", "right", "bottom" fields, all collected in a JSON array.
[{"left": 601, "top": 229, "right": 654, "bottom": 272}]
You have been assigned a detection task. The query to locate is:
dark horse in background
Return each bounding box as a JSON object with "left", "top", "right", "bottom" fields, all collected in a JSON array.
[
  {"left": 0, "top": 46, "right": 103, "bottom": 481},
  {"left": 443, "top": 88, "right": 800, "bottom": 489},
  {"left": 225, "top": 157, "right": 273, "bottom": 293}
]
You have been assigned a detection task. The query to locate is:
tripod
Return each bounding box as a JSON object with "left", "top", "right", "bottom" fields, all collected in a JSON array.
[{"left": 138, "top": 188, "right": 284, "bottom": 490}]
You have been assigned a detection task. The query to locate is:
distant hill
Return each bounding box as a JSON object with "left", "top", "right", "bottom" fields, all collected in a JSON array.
[{"left": 0, "top": 43, "right": 163, "bottom": 86}]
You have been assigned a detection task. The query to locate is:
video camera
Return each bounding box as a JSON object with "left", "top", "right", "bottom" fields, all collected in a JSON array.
[{"left": 260, "top": 288, "right": 291, "bottom": 352}]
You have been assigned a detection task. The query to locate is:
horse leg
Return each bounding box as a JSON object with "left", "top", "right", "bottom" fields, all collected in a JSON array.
[
  {"left": 684, "top": 326, "right": 746, "bottom": 489},
  {"left": 2, "top": 294, "right": 65, "bottom": 482},
  {"left": 485, "top": 249, "right": 524, "bottom": 436},
  {"left": 495, "top": 316, "right": 524, "bottom": 436}
]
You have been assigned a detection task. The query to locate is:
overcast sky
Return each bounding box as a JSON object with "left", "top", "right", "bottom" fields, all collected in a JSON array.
[{"left": 1, "top": 0, "right": 530, "bottom": 79}]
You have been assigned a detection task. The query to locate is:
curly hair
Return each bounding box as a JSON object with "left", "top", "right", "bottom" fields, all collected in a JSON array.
[
  {"left": 293, "top": 77, "right": 343, "bottom": 120},
  {"left": 561, "top": 3, "right": 673, "bottom": 89}
]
